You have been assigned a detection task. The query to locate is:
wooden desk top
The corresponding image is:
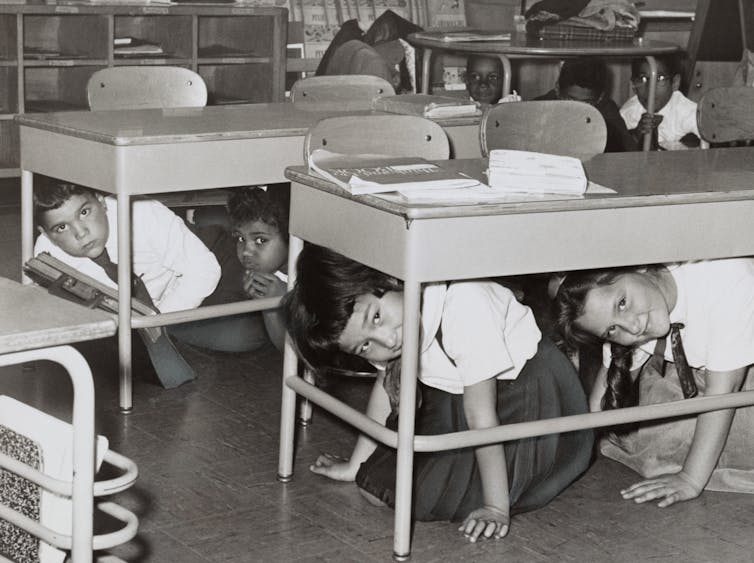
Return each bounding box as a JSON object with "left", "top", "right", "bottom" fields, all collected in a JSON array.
[
  {"left": 15, "top": 103, "right": 481, "bottom": 147},
  {"left": 0, "top": 278, "right": 116, "bottom": 354},
  {"left": 408, "top": 32, "right": 682, "bottom": 57},
  {"left": 285, "top": 147, "right": 754, "bottom": 220}
]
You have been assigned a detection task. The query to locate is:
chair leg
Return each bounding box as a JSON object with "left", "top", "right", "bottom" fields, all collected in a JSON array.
[{"left": 298, "top": 369, "right": 315, "bottom": 426}]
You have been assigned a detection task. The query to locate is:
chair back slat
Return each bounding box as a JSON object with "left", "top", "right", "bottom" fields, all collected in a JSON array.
[
  {"left": 480, "top": 100, "right": 607, "bottom": 161},
  {"left": 304, "top": 114, "right": 450, "bottom": 161},
  {"left": 697, "top": 86, "right": 754, "bottom": 143},
  {"left": 290, "top": 75, "right": 395, "bottom": 111},
  {"left": 86, "top": 66, "right": 208, "bottom": 111}
]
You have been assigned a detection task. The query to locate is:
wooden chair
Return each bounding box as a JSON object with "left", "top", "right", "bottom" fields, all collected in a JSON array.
[
  {"left": 480, "top": 100, "right": 607, "bottom": 161},
  {"left": 304, "top": 114, "right": 450, "bottom": 161},
  {"left": 697, "top": 86, "right": 754, "bottom": 144},
  {"left": 86, "top": 66, "right": 226, "bottom": 211},
  {"left": 290, "top": 75, "right": 395, "bottom": 111}
]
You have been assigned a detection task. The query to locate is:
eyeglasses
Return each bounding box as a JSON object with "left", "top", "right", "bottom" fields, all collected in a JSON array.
[
  {"left": 630, "top": 74, "right": 672, "bottom": 86},
  {"left": 465, "top": 72, "right": 502, "bottom": 87}
]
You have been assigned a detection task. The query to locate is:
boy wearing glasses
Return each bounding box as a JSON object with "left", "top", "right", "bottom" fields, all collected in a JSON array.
[{"left": 620, "top": 54, "right": 700, "bottom": 149}]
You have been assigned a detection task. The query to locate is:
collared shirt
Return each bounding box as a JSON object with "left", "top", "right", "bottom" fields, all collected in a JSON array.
[
  {"left": 620, "top": 90, "right": 700, "bottom": 144},
  {"left": 35, "top": 196, "right": 221, "bottom": 313},
  {"left": 603, "top": 259, "right": 754, "bottom": 372},
  {"left": 418, "top": 281, "right": 541, "bottom": 394}
]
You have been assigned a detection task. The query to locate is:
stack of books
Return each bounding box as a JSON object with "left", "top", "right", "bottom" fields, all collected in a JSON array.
[
  {"left": 532, "top": 21, "right": 636, "bottom": 42},
  {"left": 308, "top": 149, "right": 481, "bottom": 196},
  {"left": 487, "top": 150, "right": 588, "bottom": 195}
]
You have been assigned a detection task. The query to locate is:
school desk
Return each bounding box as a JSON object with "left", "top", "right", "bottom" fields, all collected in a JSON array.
[
  {"left": 279, "top": 146, "right": 754, "bottom": 560},
  {"left": 15, "top": 102, "right": 480, "bottom": 412},
  {"left": 0, "top": 277, "right": 137, "bottom": 561},
  {"left": 408, "top": 32, "right": 682, "bottom": 151}
]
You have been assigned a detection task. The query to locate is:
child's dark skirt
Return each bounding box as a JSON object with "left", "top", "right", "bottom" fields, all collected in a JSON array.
[{"left": 355, "top": 336, "right": 594, "bottom": 521}]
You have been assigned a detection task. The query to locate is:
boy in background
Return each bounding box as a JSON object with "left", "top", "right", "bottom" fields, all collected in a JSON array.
[
  {"left": 620, "top": 54, "right": 700, "bottom": 150},
  {"left": 33, "top": 179, "right": 221, "bottom": 388},
  {"left": 535, "top": 57, "right": 637, "bottom": 152},
  {"left": 465, "top": 54, "right": 505, "bottom": 106}
]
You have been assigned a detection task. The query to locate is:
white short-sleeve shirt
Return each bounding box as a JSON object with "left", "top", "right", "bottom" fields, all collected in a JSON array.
[
  {"left": 620, "top": 90, "right": 700, "bottom": 144},
  {"left": 602, "top": 259, "right": 754, "bottom": 372},
  {"left": 418, "top": 282, "right": 541, "bottom": 394}
]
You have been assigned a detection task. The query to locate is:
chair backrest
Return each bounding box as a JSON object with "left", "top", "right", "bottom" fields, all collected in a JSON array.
[
  {"left": 86, "top": 66, "right": 208, "bottom": 110},
  {"left": 304, "top": 114, "right": 450, "bottom": 161},
  {"left": 290, "top": 75, "right": 395, "bottom": 111},
  {"left": 697, "top": 86, "right": 754, "bottom": 143},
  {"left": 480, "top": 100, "right": 607, "bottom": 161}
]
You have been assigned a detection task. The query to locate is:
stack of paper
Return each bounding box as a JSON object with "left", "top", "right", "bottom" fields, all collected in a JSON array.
[
  {"left": 487, "top": 150, "right": 588, "bottom": 195},
  {"left": 308, "top": 149, "right": 480, "bottom": 196}
]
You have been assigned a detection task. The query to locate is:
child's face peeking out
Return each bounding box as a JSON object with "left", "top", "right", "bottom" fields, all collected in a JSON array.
[
  {"left": 38, "top": 192, "right": 109, "bottom": 259},
  {"left": 232, "top": 219, "right": 288, "bottom": 275},
  {"left": 632, "top": 60, "right": 679, "bottom": 113},
  {"left": 465, "top": 56, "right": 503, "bottom": 105},
  {"left": 574, "top": 273, "right": 672, "bottom": 347},
  {"left": 338, "top": 290, "right": 404, "bottom": 363}
]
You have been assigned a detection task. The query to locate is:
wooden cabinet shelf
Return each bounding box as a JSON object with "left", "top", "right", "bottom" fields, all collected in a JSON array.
[{"left": 0, "top": 1, "right": 287, "bottom": 174}]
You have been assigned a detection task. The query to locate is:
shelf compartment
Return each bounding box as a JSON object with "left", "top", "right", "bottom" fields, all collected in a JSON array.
[
  {"left": 24, "top": 66, "right": 105, "bottom": 112},
  {"left": 198, "top": 16, "right": 275, "bottom": 59},
  {"left": 0, "top": 14, "right": 17, "bottom": 62},
  {"left": 199, "top": 63, "right": 274, "bottom": 105},
  {"left": 114, "top": 15, "right": 193, "bottom": 60},
  {"left": 0, "top": 66, "right": 18, "bottom": 114},
  {"left": 0, "top": 120, "right": 19, "bottom": 170},
  {"left": 24, "top": 15, "right": 108, "bottom": 60}
]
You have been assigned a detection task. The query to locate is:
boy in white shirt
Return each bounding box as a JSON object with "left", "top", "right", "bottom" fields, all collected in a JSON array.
[
  {"left": 620, "top": 54, "right": 701, "bottom": 150},
  {"left": 34, "top": 179, "right": 221, "bottom": 388}
]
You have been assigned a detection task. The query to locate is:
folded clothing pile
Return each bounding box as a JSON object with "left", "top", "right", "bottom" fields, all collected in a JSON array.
[{"left": 525, "top": 0, "right": 640, "bottom": 42}]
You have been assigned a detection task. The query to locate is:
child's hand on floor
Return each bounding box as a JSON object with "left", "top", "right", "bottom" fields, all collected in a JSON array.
[
  {"left": 309, "top": 452, "right": 359, "bottom": 481},
  {"left": 243, "top": 270, "right": 287, "bottom": 299},
  {"left": 620, "top": 471, "right": 702, "bottom": 507},
  {"left": 458, "top": 505, "right": 509, "bottom": 543}
]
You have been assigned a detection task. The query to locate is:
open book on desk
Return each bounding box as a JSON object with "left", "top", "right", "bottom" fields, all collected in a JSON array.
[
  {"left": 372, "top": 94, "right": 481, "bottom": 119},
  {"left": 413, "top": 29, "right": 512, "bottom": 42},
  {"left": 307, "top": 149, "right": 481, "bottom": 196}
]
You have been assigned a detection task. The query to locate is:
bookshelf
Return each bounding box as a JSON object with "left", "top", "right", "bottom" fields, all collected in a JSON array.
[{"left": 0, "top": 1, "right": 288, "bottom": 177}]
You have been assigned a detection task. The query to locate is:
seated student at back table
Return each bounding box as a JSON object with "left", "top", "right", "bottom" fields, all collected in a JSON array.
[
  {"left": 465, "top": 54, "right": 505, "bottom": 107},
  {"left": 33, "top": 179, "right": 220, "bottom": 389},
  {"left": 175, "top": 186, "right": 290, "bottom": 352},
  {"left": 283, "top": 244, "right": 593, "bottom": 544},
  {"left": 535, "top": 57, "right": 637, "bottom": 152},
  {"left": 620, "top": 53, "right": 701, "bottom": 150}
]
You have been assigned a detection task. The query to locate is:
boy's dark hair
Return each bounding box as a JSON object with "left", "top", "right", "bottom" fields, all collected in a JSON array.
[
  {"left": 282, "top": 243, "right": 402, "bottom": 372},
  {"left": 227, "top": 184, "right": 290, "bottom": 238},
  {"left": 558, "top": 57, "right": 608, "bottom": 95},
  {"left": 466, "top": 54, "right": 503, "bottom": 73},
  {"left": 630, "top": 53, "right": 681, "bottom": 78},
  {"left": 33, "top": 177, "right": 97, "bottom": 223}
]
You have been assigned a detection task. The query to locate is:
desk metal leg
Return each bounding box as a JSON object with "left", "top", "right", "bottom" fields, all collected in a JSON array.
[
  {"left": 278, "top": 234, "right": 304, "bottom": 482},
  {"left": 117, "top": 191, "right": 133, "bottom": 413},
  {"left": 497, "top": 54, "right": 512, "bottom": 96},
  {"left": 20, "top": 170, "right": 34, "bottom": 284},
  {"left": 420, "top": 47, "right": 433, "bottom": 94},
  {"left": 642, "top": 55, "right": 658, "bottom": 152},
  {"left": 392, "top": 278, "right": 421, "bottom": 560}
]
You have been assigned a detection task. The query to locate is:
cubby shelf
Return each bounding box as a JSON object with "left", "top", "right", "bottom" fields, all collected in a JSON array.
[{"left": 0, "top": 1, "right": 288, "bottom": 175}]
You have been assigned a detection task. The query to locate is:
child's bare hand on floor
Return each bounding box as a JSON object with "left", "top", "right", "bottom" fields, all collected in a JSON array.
[
  {"left": 458, "top": 505, "right": 509, "bottom": 543},
  {"left": 620, "top": 471, "right": 702, "bottom": 507},
  {"left": 309, "top": 452, "right": 359, "bottom": 481},
  {"left": 243, "top": 271, "right": 286, "bottom": 299}
]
